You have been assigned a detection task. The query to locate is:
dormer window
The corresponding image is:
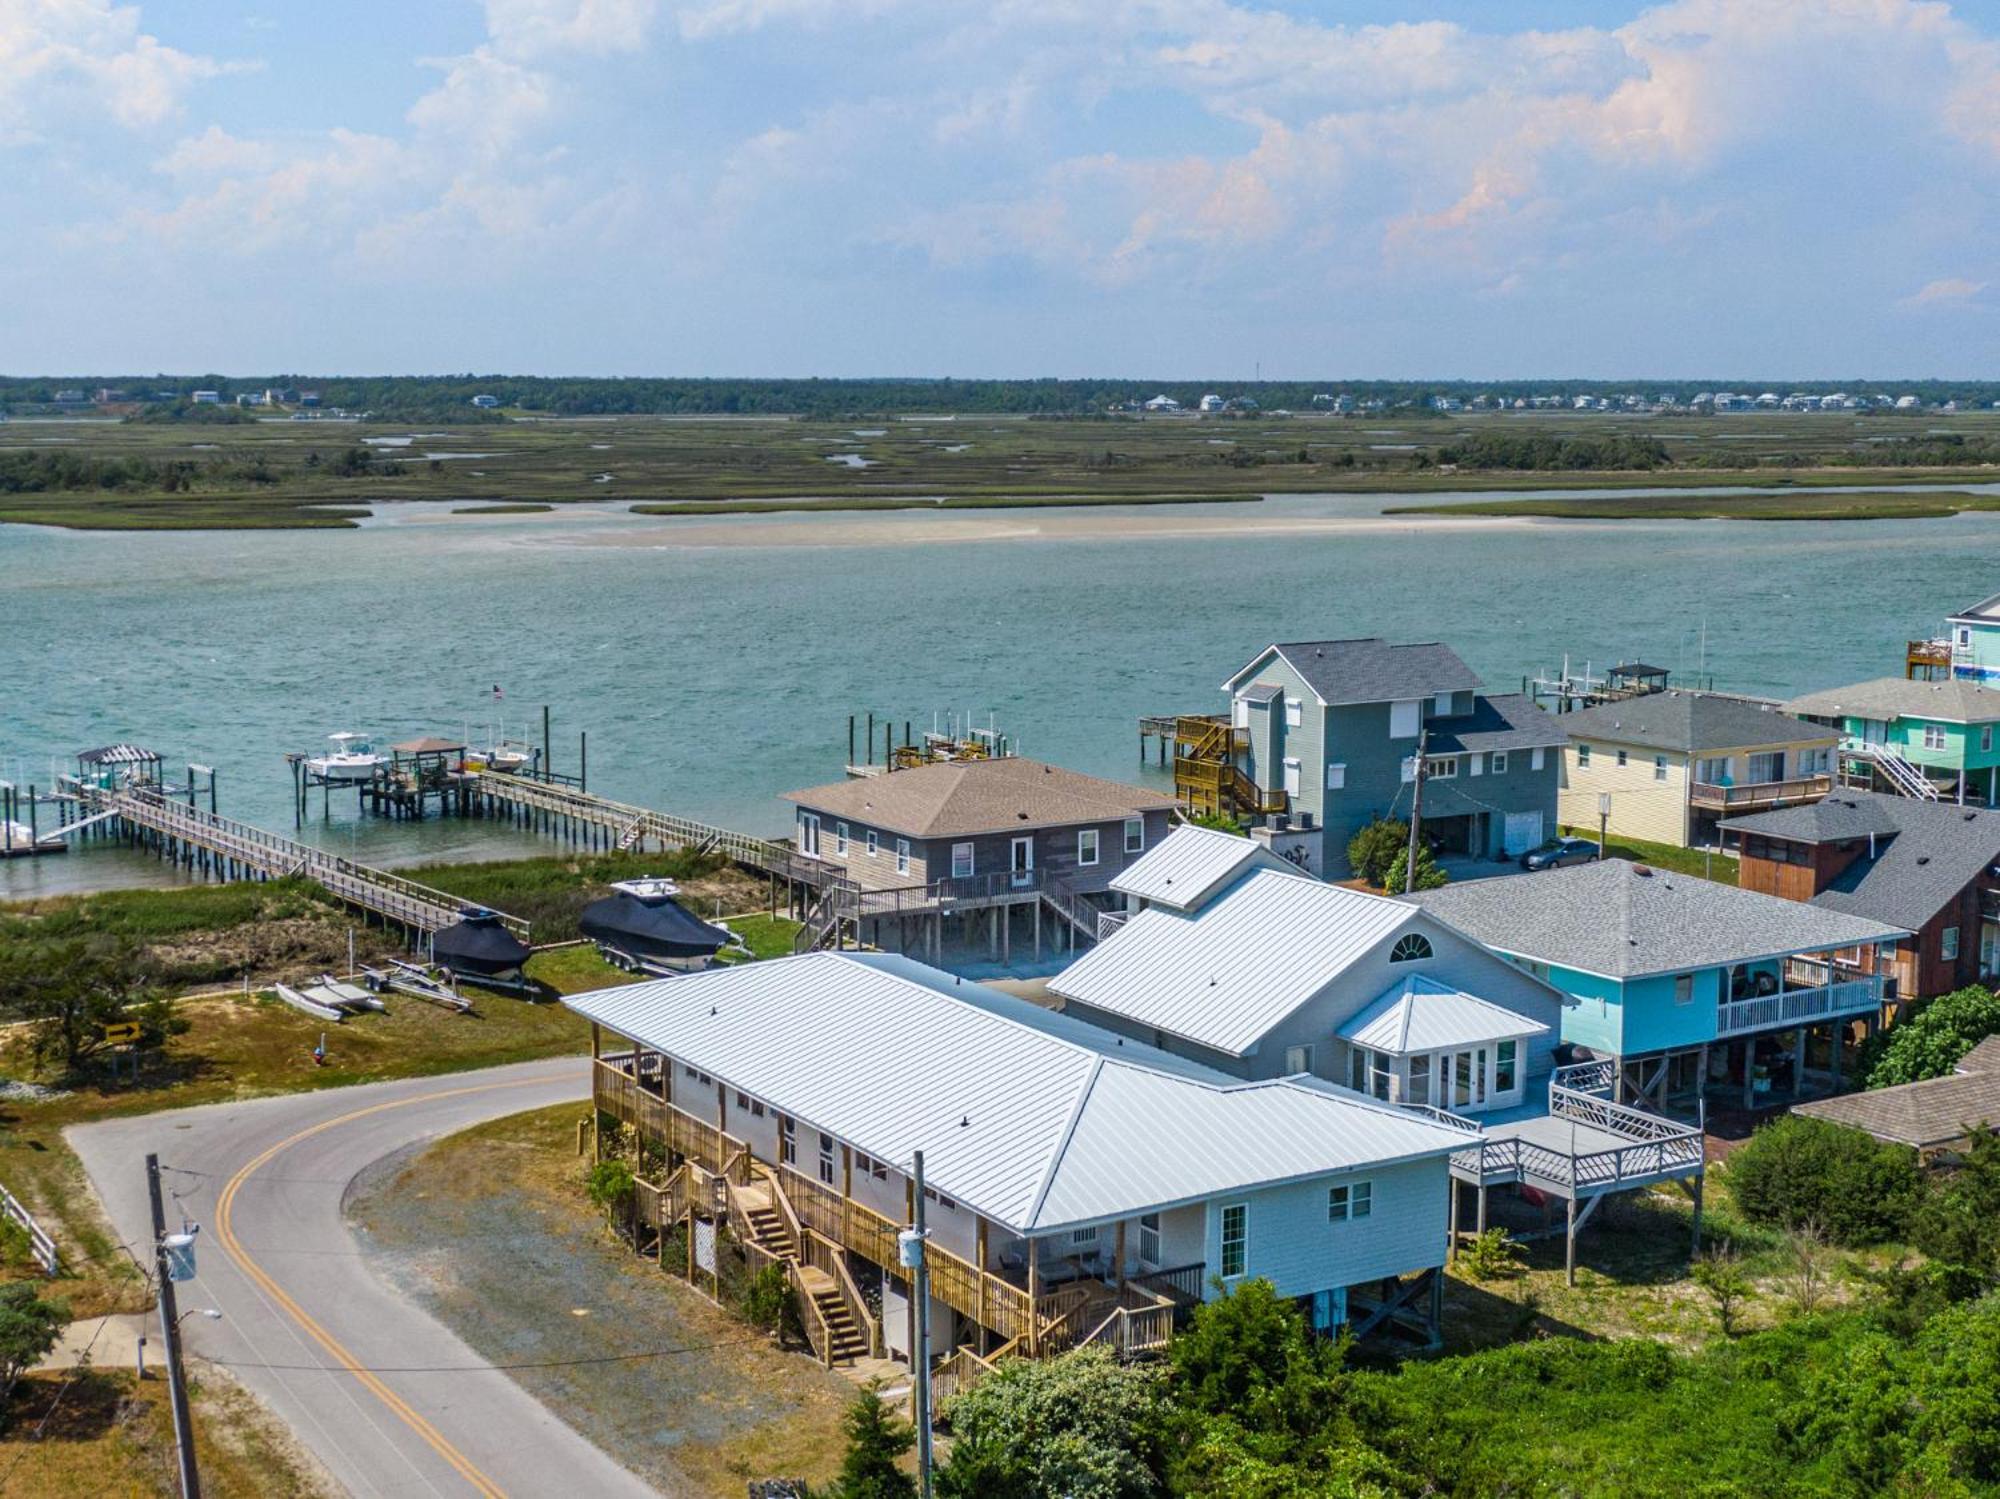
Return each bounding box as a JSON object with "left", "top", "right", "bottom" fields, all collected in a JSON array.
[{"left": 1389, "top": 932, "right": 1434, "bottom": 964}]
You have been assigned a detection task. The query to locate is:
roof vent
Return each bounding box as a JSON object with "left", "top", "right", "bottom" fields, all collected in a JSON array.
[
  {"left": 1632, "top": 864, "right": 1653, "bottom": 876},
  {"left": 960, "top": 1115, "right": 970, "bottom": 1128},
  {"left": 1967, "top": 812, "right": 1980, "bottom": 822},
  {"left": 1916, "top": 856, "right": 1931, "bottom": 865},
  {"left": 709, "top": 1006, "right": 718, "bottom": 1017},
  {"left": 1017, "top": 811, "right": 1029, "bottom": 820},
  {"left": 1209, "top": 976, "right": 1218, "bottom": 987}
]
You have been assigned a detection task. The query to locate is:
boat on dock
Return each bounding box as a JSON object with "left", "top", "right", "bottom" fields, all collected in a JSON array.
[
  {"left": 305, "top": 733, "right": 390, "bottom": 784},
  {"left": 0, "top": 822, "right": 64, "bottom": 858},
  {"left": 467, "top": 740, "right": 534, "bottom": 774}
]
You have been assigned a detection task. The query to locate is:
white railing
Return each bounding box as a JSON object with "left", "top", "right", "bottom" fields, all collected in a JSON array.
[
  {"left": 1715, "top": 978, "right": 1880, "bottom": 1037},
  {"left": 0, "top": 1183, "right": 59, "bottom": 1276},
  {"left": 1550, "top": 1059, "right": 1617, "bottom": 1097},
  {"left": 1096, "top": 910, "right": 1130, "bottom": 940}
]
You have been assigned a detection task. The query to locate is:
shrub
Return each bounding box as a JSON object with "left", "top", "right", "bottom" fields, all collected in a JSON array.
[
  {"left": 1692, "top": 1244, "right": 1756, "bottom": 1337},
  {"left": 937, "top": 1347, "right": 1165, "bottom": 1499},
  {"left": 737, "top": 1261, "right": 790, "bottom": 1333},
  {"left": 1859, "top": 986, "right": 2000, "bottom": 1089},
  {"left": 1346, "top": 819, "right": 1409, "bottom": 887},
  {"left": 822, "top": 1382, "right": 916, "bottom": 1499},
  {"left": 0, "top": 1283, "right": 68, "bottom": 1413},
  {"left": 585, "top": 1158, "right": 635, "bottom": 1228},
  {"left": 1459, "top": 1228, "right": 1523, "bottom": 1282},
  {"left": 1384, "top": 843, "right": 1448, "bottom": 895},
  {"left": 1727, "top": 1115, "right": 1921, "bottom": 1246}
]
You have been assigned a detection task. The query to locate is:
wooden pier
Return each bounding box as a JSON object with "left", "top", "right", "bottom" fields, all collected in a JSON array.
[{"left": 60, "top": 783, "right": 528, "bottom": 940}]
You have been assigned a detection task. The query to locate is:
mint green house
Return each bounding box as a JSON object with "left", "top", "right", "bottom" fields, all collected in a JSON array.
[
  {"left": 1949, "top": 591, "right": 2000, "bottom": 683},
  {"left": 1785, "top": 677, "right": 2000, "bottom": 806}
]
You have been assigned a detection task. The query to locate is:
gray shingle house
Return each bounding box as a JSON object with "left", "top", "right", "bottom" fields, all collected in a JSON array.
[{"left": 1216, "top": 639, "right": 1566, "bottom": 877}]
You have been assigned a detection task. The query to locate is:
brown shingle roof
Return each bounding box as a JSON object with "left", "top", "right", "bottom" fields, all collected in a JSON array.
[
  {"left": 782, "top": 757, "right": 1176, "bottom": 840},
  {"left": 1795, "top": 1037, "right": 2000, "bottom": 1150}
]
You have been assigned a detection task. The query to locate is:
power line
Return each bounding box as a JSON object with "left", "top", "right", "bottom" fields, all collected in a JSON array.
[
  {"left": 0, "top": 1310, "right": 119, "bottom": 1496},
  {"left": 204, "top": 1329, "right": 771, "bottom": 1375}
]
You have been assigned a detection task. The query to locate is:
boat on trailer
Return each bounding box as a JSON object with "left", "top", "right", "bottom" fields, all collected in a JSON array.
[{"left": 363, "top": 959, "right": 472, "bottom": 1012}]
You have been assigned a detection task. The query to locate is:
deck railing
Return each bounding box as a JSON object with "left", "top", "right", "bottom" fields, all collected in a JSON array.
[
  {"left": 1688, "top": 775, "right": 1833, "bottom": 810},
  {"left": 1715, "top": 978, "right": 1880, "bottom": 1038},
  {"left": 594, "top": 1056, "right": 750, "bottom": 1177}
]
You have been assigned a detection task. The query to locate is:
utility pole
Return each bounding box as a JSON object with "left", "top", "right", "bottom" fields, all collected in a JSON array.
[
  {"left": 146, "top": 1154, "right": 202, "bottom": 1499},
  {"left": 1404, "top": 728, "right": 1429, "bottom": 889},
  {"left": 907, "top": 1150, "right": 934, "bottom": 1499}
]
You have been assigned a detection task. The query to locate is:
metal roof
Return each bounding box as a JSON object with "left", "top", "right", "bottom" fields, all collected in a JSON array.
[
  {"left": 1338, "top": 974, "right": 1551, "bottom": 1056},
  {"left": 1782, "top": 676, "right": 2000, "bottom": 726},
  {"left": 1407, "top": 860, "right": 1908, "bottom": 980},
  {"left": 1950, "top": 590, "right": 2000, "bottom": 623},
  {"left": 76, "top": 744, "right": 158, "bottom": 765},
  {"left": 1050, "top": 867, "right": 1420, "bottom": 1055},
  {"left": 566, "top": 951, "right": 1465, "bottom": 1233},
  {"left": 1225, "top": 638, "right": 1481, "bottom": 707},
  {"left": 1556, "top": 692, "right": 1831, "bottom": 754},
  {"left": 1109, "top": 824, "right": 1292, "bottom": 913},
  {"left": 781, "top": 757, "right": 1175, "bottom": 839}
]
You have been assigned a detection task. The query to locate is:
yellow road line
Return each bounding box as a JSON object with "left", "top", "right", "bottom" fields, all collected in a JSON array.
[{"left": 214, "top": 1076, "right": 561, "bottom": 1499}]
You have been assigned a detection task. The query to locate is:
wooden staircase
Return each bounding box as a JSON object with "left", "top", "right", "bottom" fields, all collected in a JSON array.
[
  {"left": 725, "top": 1165, "right": 878, "bottom": 1368},
  {"left": 1170, "top": 716, "right": 1286, "bottom": 821},
  {"left": 735, "top": 1181, "right": 798, "bottom": 1260},
  {"left": 798, "top": 1267, "right": 871, "bottom": 1363}
]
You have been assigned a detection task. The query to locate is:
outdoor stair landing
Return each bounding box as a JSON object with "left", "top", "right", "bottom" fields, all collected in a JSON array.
[{"left": 800, "top": 1266, "right": 870, "bottom": 1362}]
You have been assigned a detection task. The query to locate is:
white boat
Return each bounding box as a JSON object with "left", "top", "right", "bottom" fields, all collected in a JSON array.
[
  {"left": 305, "top": 733, "right": 389, "bottom": 783},
  {"left": 469, "top": 740, "right": 534, "bottom": 774}
]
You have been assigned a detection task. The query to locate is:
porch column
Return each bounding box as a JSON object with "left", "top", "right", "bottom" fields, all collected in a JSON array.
[
  {"left": 1027, "top": 1240, "right": 1041, "bottom": 1357},
  {"left": 1741, "top": 1040, "right": 1755, "bottom": 1111},
  {"left": 1564, "top": 1196, "right": 1578, "bottom": 1287},
  {"left": 590, "top": 1021, "right": 601, "bottom": 1060},
  {"left": 1476, "top": 1184, "right": 1488, "bottom": 1239},
  {"left": 1792, "top": 1026, "right": 1806, "bottom": 1094},
  {"left": 1447, "top": 1176, "right": 1459, "bottom": 1261},
  {"left": 976, "top": 1218, "right": 989, "bottom": 1336},
  {"left": 1034, "top": 900, "right": 1042, "bottom": 960},
  {"left": 1115, "top": 1220, "right": 1128, "bottom": 1291},
  {"left": 1831, "top": 1024, "right": 1845, "bottom": 1088}
]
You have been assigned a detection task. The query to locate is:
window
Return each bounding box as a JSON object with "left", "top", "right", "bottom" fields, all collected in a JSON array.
[
  {"left": 1390, "top": 700, "right": 1420, "bottom": 738},
  {"left": 924, "top": 1188, "right": 958, "bottom": 1212},
  {"left": 1389, "top": 932, "right": 1434, "bottom": 963},
  {"left": 1616, "top": 749, "right": 1629, "bottom": 769},
  {"left": 1078, "top": 828, "right": 1100, "bottom": 866},
  {"left": 1329, "top": 1181, "right": 1373, "bottom": 1222},
  {"left": 1232, "top": 695, "right": 1251, "bottom": 729},
  {"left": 799, "top": 813, "right": 820, "bottom": 857},
  {"left": 1408, "top": 1054, "right": 1431, "bottom": 1106},
  {"left": 1284, "top": 1044, "right": 1314, "bottom": 1075},
  {"left": 1962, "top": 627, "right": 1975, "bottom": 647},
  {"left": 951, "top": 842, "right": 974, "bottom": 879},
  {"left": 865, "top": 829, "right": 879, "bottom": 858},
  {"left": 1985, "top": 725, "right": 1995, "bottom": 753},
  {"left": 1220, "top": 1204, "right": 1248, "bottom": 1278},
  {"left": 1285, "top": 697, "right": 1303, "bottom": 728},
  {"left": 779, "top": 1115, "right": 796, "bottom": 1165},
  {"left": 1139, "top": 1212, "right": 1161, "bottom": 1264},
  {"left": 750, "top": 1100, "right": 765, "bottom": 1117},
  {"left": 818, "top": 1131, "right": 836, "bottom": 1185},
  {"left": 1426, "top": 756, "right": 1459, "bottom": 779},
  {"left": 1467, "top": 752, "right": 1483, "bottom": 777},
  {"left": 1747, "top": 751, "right": 1784, "bottom": 783},
  {"left": 1925, "top": 725, "right": 1948, "bottom": 751},
  {"left": 1674, "top": 973, "right": 1694, "bottom": 1005},
  {"left": 835, "top": 821, "right": 848, "bottom": 855},
  {"left": 1943, "top": 926, "right": 1962, "bottom": 961},
  {"left": 1577, "top": 743, "right": 1592, "bottom": 767},
  {"left": 1491, "top": 752, "right": 1508, "bottom": 775},
  {"left": 1124, "top": 817, "right": 1144, "bottom": 854},
  {"left": 1071, "top": 1226, "right": 1098, "bottom": 1244},
  {"left": 683, "top": 1062, "right": 699, "bottom": 1079},
  {"left": 895, "top": 837, "right": 910, "bottom": 875},
  {"left": 1495, "top": 1040, "right": 1517, "bottom": 1093},
  {"left": 1283, "top": 758, "right": 1302, "bottom": 797},
  {"left": 1654, "top": 754, "right": 1668, "bottom": 781},
  {"left": 1326, "top": 762, "right": 1347, "bottom": 790},
  {"left": 735, "top": 1091, "right": 749, "bottom": 1110},
  {"left": 1349, "top": 1047, "right": 1368, "bottom": 1091},
  {"left": 1529, "top": 747, "right": 1544, "bottom": 772},
  {"left": 1433, "top": 692, "right": 1453, "bottom": 715},
  {"left": 1698, "top": 756, "right": 1732, "bottom": 783}
]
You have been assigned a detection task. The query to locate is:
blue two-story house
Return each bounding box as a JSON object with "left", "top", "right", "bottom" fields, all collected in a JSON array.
[
  {"left": 1408, "top": 860, "right": 1908, "bottom": 1111},
  {"left": 1209, "top": 638, "right": 1566, "bottom": 878}
]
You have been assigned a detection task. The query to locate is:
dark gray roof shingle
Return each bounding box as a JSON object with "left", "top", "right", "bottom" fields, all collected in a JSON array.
[
  {"left": 1796, "top": 1036, "right": 2000, "bottom": 1149},
  {"left": 1783, "top": 676, "right": 2000, "bottom": 725},
  {"left": 1556, "top": 692, "right": 1832, "bottom": 755},
  {"left": 1424, "top": 693, "right": 1569, "bottom": 754},
  {"left": 1405, "top": 859, "right": 1906, "bottom": 979},
  {"left": 1234, "top": 638, "right": 1482, "bottom": 707}
]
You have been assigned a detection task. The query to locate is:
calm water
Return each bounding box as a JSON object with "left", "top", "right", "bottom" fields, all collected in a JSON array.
[{"left": 5, "top": 490, "right": 1996, "bottom": 897}]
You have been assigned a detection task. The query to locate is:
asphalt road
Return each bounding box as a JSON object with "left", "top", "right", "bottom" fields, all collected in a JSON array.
[{"left": 69, "top": 1057, "right": 661, "bottom": 1499}]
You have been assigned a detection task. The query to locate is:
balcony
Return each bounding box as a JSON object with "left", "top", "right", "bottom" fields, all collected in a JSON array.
[
  {"left": 1689, "top": 774, "right": 1832, "bottom": 812},
  {"left": 1715, "top": 977, "right": 1881, "bottom": 1038}
]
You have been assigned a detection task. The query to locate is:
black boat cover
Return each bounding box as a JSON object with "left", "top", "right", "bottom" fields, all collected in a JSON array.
[
  {"left": 432, "top": 909, "right": 531, "bottom": 975},
  {"left": 580, "top": 888, "right": 730, "bottom": 960}
]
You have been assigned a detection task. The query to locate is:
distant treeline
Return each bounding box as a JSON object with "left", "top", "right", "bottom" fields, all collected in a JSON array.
[
  {"left": 1436, "top": 432, "right": 1671, "bottom": 471},
  {"left": 6, "top": 375, "right": 2000, "bottom": 419},
  {"left": 0, "top": 446, "right": 392, "bottom": 493}
]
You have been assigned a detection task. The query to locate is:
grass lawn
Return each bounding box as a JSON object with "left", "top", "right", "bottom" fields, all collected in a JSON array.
[
  {"left": 1559, "top": 825, "right": 1739, "bottom": 885},
  {"left": 349, "top": 1103, "right": 853, "bottom": 1496}
]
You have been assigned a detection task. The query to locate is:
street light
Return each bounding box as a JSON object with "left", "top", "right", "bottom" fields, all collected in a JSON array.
[{"left": 1597, "top": 793, "right": 1612, "bottom": 860}]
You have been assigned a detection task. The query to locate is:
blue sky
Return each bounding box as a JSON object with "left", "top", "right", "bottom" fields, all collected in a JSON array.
[{"left": 4, "top": 0, "right": 1999, "bottom": 377}]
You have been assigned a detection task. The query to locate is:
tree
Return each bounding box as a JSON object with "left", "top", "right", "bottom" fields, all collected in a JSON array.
[
  {"left": 1346, "top": 820, "right": 1409, "bottom": 888},
  {"left": 937, "top": 1348, "right": 1165, "bottom": 1499},
  {"left": 1691, "top": 1244, "right": 1755, "bottom": 1337},
  {"left": 0, "top": 938, "right": 165, "bottom": 1073},
  {"left": 584, "top": 1158, "right": 635, "bottom": 1235},
  {"left": 1912, "top": 1125, "right": 2000, "bottom": 1294},
  {"left": 1726, "top": 1114, "right": 1922, "bottom": 1246},
  {"left": 1859, "top": 986, "right": 2000, "bottom": 1089},
  {"left": 1383, "top": 843, "right": 1447, "bottom": 895},
  {"left": 822, "top": 1383, "right": 916, "bottom": 1499},
  {"left": 0, "top": 1283, "right": 68, "bottom": 1413}
]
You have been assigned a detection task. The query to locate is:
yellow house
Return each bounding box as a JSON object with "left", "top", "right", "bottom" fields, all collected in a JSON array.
[{"left": 1556, "top": 693, "right": 1838, "bottom": 849}]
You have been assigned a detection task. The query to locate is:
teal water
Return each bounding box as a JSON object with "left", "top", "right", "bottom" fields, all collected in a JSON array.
[{"left": 4, "top": 490, "right": 1996, "bottom": 897}]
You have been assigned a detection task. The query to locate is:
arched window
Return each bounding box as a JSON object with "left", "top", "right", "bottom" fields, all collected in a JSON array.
[{"left": 1389, "top": 932, "right": 1433, "bottom": 964}]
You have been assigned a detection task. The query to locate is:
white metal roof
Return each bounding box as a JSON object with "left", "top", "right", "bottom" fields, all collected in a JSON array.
[
  {"left": 1050, "top": 867, "right": 1420, "bottom": 1056},
  {"left": 1337, "top": 974, "right": 1551, "bottom": 1056},
  {"left": 1109, "top": 824, "right": 1292, "bottom": 913},
  {"left": 565, "top": 951, "right": 1466, "bottom": 1235}
]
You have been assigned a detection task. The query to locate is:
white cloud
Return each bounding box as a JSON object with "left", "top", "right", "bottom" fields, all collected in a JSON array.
[
  {"left": 1903, "top": 277, "right": 1988, "bottom": 307},
  {"left": 0, "top": 0, "right": 224, "bottom": 143}
]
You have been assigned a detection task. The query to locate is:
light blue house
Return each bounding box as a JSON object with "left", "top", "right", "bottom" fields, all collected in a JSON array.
[
  {"left": 1949, "top": 591, "right": 2000, "bottom": 683},
  {"left": 1409, "top": 860, "right": 1908, "bottom": 1111}
]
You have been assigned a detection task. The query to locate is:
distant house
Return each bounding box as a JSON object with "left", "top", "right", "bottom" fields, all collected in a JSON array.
[
  {"left": 782, "top": 757, "right": 1176, "bottom": 964},
  {"left": 1556, "top": 692, "right": 1838, "bottom": 849},
  {"left": 1795, "top": 1035, "right": 2000, "bottom": 1157},
  {"left": 190, "top": 390, "right": 221, "bottom": 405},
  {"left": 1410, "top": 861, "right": 1907, "bottom": 1109},
  {"left": 1723, "top": 791, "right": 2000, "bottom": 1002},
  {"left": 1142, "top": 394, "right": 1180, "bottom": 412},
  {"left": 1784, "top": 676, "right": 2000, "bottom": 805},
  {"left": 573, "top": 950, "right": 1474, "bottom": 1360},
  {"left": 1197, "top": 394, "right": 1224, "bottom": 413},
  {"left": 470, "top": 394, "right": 501, "bottom": 409},
  {"left": 51, "top": 389, "right": 87, "bottom": 405},
  {"left": 299, "top": 391, "right": 321, "bottom": 408},
  {"left": 1197, "top": 639, "right": 1564, "bottom": 876}
]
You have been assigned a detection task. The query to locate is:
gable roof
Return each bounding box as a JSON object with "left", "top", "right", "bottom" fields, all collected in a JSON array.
[
  {"left": 782, "top": 757, "right": 1175, "bottom": 839},
  {"left": 1950, "top": 590, "right": 2000, "bottom": 624},
  {"left": 1406, "top": 860, "right": 1907, "bottom": 980},
  {"left": 1337, "top": 974, "right": 1553, "bottom": 1056},
  {"left": 564, "top": 951, "right": 1466, "bottom": 1233},
  {"left": 1109, "top": 824, "right": 1294, "bottom": 913},
  {"left": 1726, "top": 792, "right": 2000, "bottom": 933},
  {"left": 1422, "top": 692, "right": 1569, "bottom": 754},
  {"left": 1795, "top": 1035, "right": 2000, "bottom": 1149},
  {"left": 1226, "top": 638, "right": 1481, "bottom": 707},
  {"left": 1050, "top": 866, "right": 1420, "bottom": 1055},
  {"left": 1556, "top": 692, "right": 1831, "bottom": 755},
  {"left": 1783, "top": 676, "right": 2000, "bottom": 726}
]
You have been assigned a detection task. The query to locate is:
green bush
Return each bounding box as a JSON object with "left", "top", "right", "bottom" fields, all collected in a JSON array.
[
  {"left": 1727, "top": 1115, "right": 1922, "bottom": 1246},
  {"left": 1384, "top": 843, "right": 1448, "bottom": 895},
  {"left": 937, "top": 1347, "right": 1165, "bottom": 1499},
  {"left": 1859, "top": 986, "right": 2000, "bottom": 1089},
  {"left": 1346, "top": 819, "right": 1409, "bottom": 887},
  {"left": 737, "top": 1261, "right": 790, "bottom": 1333},
  {"left": 584, "top": 1158, "right": 635, "bottom": 1225}
]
